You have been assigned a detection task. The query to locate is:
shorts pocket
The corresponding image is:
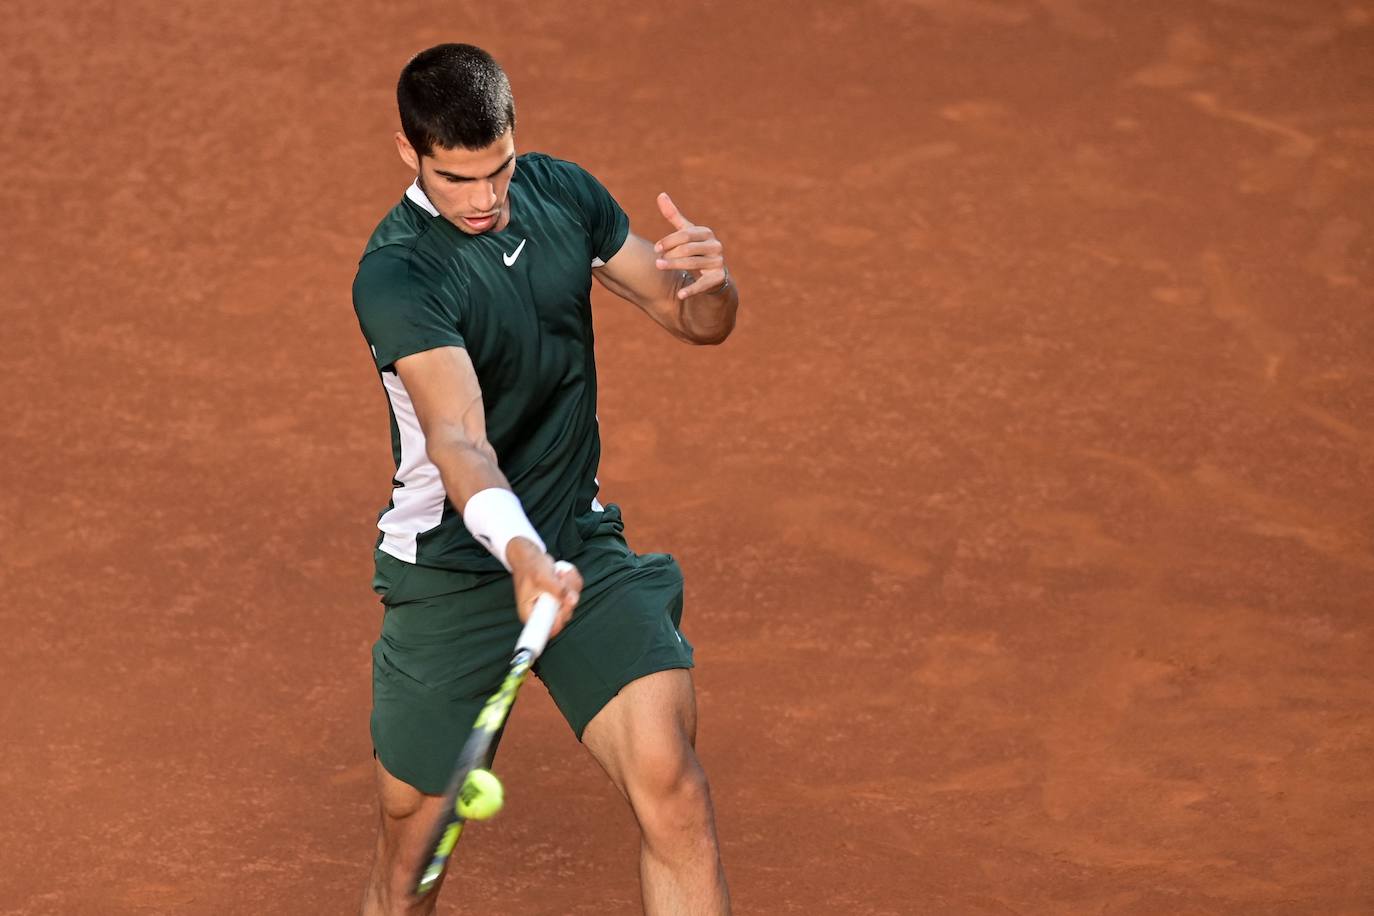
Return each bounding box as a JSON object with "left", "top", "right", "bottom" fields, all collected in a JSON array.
[{"left": 372, "top": 550, "right": 413, "bottom": 604}]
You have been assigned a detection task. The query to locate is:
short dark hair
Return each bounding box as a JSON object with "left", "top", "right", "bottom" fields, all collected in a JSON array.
[{"left": 397, "top": 44, "right": 516, "bottom": 156}]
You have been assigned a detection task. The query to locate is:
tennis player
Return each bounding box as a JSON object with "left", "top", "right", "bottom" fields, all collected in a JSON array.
[{"left": 352, "top": 43, "right": 738, "bottom": 915}]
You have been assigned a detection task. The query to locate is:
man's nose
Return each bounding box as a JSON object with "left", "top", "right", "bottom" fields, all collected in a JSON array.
[{"left": 476, "top": 181, "right": 497, "bottom": 211}]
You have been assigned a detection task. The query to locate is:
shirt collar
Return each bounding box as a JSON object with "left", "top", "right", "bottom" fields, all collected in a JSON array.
[{"left": 405, "top": 179, "right": 440, "bottom": 217}]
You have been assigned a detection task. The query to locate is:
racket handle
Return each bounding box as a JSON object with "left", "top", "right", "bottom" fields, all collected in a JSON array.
[{"left": 515, "top": 561, "right": 574, "bottom": 659}]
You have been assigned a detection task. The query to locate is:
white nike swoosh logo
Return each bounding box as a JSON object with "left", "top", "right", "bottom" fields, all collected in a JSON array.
[{"left": 503, "top": 238, "right": 527, "bottom": 267}]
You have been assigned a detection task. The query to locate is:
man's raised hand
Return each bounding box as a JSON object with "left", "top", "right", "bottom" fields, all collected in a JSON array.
[{"left": 653, "top": 192, "right": 728, "bottom": 300}]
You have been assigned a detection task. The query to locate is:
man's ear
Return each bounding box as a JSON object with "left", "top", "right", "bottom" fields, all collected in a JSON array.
[{"left": 395, "top": 131, "right": 420, "bottom": 172}]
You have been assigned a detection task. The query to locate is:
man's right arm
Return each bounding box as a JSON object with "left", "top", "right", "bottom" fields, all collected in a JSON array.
[{"left": 392, "top": 345, "right": 581, "bottom": 631}]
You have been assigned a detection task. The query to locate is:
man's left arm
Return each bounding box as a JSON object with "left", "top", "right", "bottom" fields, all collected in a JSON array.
[{"left": 593, "top": 192, "right": 740, "bottom": 345}]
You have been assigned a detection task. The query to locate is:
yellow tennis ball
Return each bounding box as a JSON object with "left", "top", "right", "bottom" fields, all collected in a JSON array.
[{"left": 457, "top": 768, "right": 505, "bottom": 821}]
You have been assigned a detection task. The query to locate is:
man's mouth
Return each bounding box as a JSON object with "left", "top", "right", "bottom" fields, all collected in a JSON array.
[{"left": 462, "top": 212, "right": 498, "bottom": 230}]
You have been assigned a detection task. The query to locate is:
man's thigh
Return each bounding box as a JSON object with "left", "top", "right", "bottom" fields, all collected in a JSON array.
[
  {"left": 534, "top": 518, "right": 695, "bottom": 741},
  {"left": 370, "top": 552, "right": 519, "bottom": 794}
]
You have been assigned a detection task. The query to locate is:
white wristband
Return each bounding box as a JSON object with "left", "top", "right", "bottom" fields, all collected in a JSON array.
[{"left": 462, "top": 488, "right": 546, "bottom": 571}]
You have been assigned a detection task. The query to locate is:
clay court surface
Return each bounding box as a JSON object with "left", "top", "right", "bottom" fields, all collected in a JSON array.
[{"left": 3, "top": 1, "right": 1373, "bottom": 913}]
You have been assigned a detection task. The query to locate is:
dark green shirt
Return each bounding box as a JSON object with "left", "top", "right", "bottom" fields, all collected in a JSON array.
[{"left": 352, "top": 152, "right": 630, "bottom": 571}]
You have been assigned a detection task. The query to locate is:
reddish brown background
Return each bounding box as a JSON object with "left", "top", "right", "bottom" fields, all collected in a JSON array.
[{"left": 3, "top": 1, "right": 1373, "bottom": 913}]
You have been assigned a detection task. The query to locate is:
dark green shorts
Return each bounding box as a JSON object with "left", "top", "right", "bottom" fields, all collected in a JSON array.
[{"left": 369, "top": 504, "right": 694, "bottom": 794}]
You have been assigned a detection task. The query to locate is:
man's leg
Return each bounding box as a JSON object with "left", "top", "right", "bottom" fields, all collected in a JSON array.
[
  {"left": 363, "top": 553, "right": 524, "bottom": 914},
  {"left": 360, "top": 759, "right": 451, "bottom": 916},
  {"left": 582, "top": 669, "right": 731, "bottom": 915}
]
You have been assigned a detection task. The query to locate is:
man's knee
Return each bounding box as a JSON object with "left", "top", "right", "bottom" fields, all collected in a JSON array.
[
  {"left": 366, "top": 758, "right": 448, "bottom": 914},
  {"left": 583, "top": 669, "right": 718, "bottom": 841},
  {"left": 626, "top": 744, "right": 716, "bottom": 842},
  {"left": 375, "top": 756, "right": 430, "bottom": 821}
]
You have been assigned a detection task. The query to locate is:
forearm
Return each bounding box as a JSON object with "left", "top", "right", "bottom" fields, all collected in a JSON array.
[
  {"left": 671, "top": 269, "right": 739, "bottom": 345},
  {"left": 425, "top": 431, "right": 574, "bottom": 626},
  {"left": 427, "top": 434, "right": 511, "bottom": 508},
  {"left": 429, "top": 436, "right": 547, "bottom": 568}
]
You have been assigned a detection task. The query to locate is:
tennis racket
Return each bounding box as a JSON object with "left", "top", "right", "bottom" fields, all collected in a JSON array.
[{"left": 412, "top": 566, "right": 569, "bottom": 898}]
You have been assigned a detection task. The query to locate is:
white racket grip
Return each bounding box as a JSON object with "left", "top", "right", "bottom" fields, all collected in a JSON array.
[
  {"left": 515, "top": 561, "right": 575, "bottom": 659},
  {"left": 517, "top": 594, "right": 558, "bottom": 659}
]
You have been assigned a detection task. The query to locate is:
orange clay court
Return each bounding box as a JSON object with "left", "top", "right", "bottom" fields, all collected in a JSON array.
[{"left": 2, "top": 1, "right": 1372, "bottom": 914}]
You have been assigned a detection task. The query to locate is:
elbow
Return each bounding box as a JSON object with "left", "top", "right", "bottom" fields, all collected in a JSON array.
[
  {"left": 682, "top": 301, "right": 739, "bottom": 346},
  {"left": 690, "top": 322, "right": 734, "bottom": 346}
]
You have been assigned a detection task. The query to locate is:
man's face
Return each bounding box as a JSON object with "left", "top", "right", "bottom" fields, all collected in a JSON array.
[{"left": 396, "top": 128, "right": 517, "bottom": 234}]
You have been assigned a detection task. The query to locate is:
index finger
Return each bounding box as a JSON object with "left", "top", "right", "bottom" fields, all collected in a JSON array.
[
  {"left": 548, "top": 560, "right": 580, "bottom": 639},
  {"left": 554, "top": 560, "right": 583, "bottom": 601},
  {"left": 657, "top": 192, "right": 692, "bottom": 231},
  {"left": 654, "top": 225, "right": 711, "bottom": 253}
]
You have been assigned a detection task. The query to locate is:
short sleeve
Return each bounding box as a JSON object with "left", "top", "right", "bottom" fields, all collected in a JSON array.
[
  {"left": 352, "top": 247, "right": 465, "bottom": 371},
  {"left": 550, "top": 159, "right": 630, "bottom": 265}
]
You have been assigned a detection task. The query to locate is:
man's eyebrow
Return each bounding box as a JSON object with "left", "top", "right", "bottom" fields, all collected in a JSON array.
[{"left": 433, "top": 154, "right": 515, "bottom": 182}]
